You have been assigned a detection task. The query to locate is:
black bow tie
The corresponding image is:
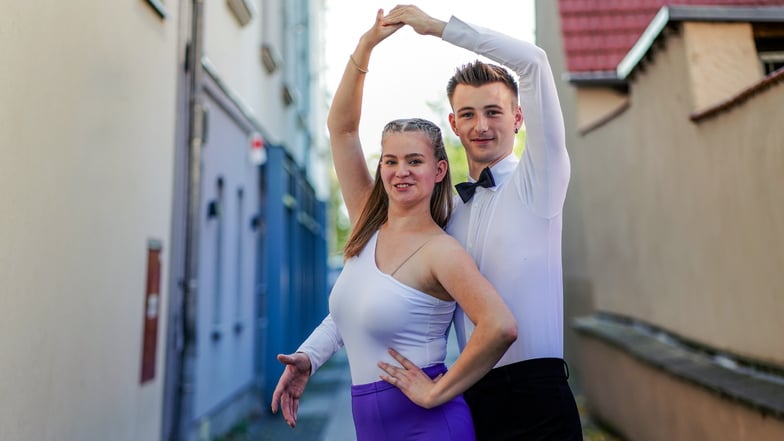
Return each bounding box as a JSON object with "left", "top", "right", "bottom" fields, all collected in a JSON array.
[{"left": 455, "top": 167, "right": 496, "bottom": 203}]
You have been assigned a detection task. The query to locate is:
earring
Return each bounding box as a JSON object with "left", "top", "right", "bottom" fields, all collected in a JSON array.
[{"left": 514, "top": 127, "right": 519, "bottom": 134}]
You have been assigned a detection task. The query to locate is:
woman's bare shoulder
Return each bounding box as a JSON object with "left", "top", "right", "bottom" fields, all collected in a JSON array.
[{"left": 424, "top": 233, "right": 469, "bottom": 257}]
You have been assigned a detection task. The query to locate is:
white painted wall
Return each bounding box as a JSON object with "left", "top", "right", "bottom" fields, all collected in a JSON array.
[{"left": 204, "top": 0, "right": 287, "bottom": 144}]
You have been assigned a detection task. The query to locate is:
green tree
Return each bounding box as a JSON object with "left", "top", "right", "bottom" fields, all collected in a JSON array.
[{"left": 327, "top": 167, "right": 351, "bottom": 260}]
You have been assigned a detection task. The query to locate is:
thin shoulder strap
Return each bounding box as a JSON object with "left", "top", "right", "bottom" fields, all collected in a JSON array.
[{"left": 390, "top": 236, "right": 438, "bottom": 277}]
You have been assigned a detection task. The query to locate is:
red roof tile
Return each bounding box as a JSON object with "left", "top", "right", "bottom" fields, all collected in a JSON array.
[{"left": 558, "top": 0, "right": 784, "bottom": 73}]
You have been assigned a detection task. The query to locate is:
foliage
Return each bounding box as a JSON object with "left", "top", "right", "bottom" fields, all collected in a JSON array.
[{"left": 327, "top": 167, "right": 351, "bottom": 259}]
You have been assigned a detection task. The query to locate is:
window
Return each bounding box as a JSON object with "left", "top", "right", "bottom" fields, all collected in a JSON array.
[
  {"left": 754, "top": 24, "right": 784, "bottom": 75},
  {"left": 227, "top": 0, "right": 256, "bottom": 26},
  {"left": 759, "top": 51, "right": 784, "bottom": 75}
]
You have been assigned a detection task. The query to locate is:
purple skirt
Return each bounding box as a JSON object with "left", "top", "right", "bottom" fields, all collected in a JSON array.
[{"left": 350, "top": 364, "right": 476, "bottom": 441}]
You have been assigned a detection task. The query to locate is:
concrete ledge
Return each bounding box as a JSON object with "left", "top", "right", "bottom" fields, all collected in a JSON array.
[{"left": 574, "top": 315, "right": 784, "bottom": 419}]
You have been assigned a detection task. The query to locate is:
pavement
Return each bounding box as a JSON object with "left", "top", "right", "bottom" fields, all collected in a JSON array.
[{"left": 233, "top": 334, "right": 622, "bottom": 441}]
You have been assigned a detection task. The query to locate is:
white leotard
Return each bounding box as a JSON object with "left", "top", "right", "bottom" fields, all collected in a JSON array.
[{"left": 321, "top": 231, "right": 455, "bottom": 385}]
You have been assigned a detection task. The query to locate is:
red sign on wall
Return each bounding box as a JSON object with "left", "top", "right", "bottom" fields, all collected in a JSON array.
[{"left": 140, "top": 240, "right": 162, "bottom": 384}]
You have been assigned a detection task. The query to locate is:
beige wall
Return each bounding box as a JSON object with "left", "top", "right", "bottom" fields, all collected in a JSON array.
[
  {"left": 0, "top": 1, "right": 179, "bottom": 440},
  {"left": 683, "top": 22, "right": 762, "bottom": 112},
  {"left": 573, "top": 25, "right": 784, "bottom": 365},
  {"left": 575, "top": 87, "right": 629, "bottom": 133},
  {"left": 579, "top": 337, "right": 784, "bottom": 441},
  {"left": 537, "top": 0, "right": 784, "bottom": 366}
]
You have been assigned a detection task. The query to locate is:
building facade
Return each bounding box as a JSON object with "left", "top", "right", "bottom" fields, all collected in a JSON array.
[
  {"left": 536, "top": 1, "right": 784, "bottom": 440},
  {"left": 0, "top": 1, "right": 329, "bottom": 440}
]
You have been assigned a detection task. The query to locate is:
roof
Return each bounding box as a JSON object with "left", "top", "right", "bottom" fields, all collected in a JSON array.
[{"left": 558, "top": 0, "right": 784, "bottom": 82}]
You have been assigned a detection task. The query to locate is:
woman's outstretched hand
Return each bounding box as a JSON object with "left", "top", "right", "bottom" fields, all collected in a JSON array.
[{"left": 271, "top": 352, "right": 312, "bottom": 428}]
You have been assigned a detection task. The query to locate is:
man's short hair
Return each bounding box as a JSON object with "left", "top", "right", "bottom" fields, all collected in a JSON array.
[{"left": 446, "top": 60, "right": 519, "bottom": 106}]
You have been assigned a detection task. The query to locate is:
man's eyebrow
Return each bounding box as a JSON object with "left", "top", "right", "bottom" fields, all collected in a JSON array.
[
  {"left": 480, "top": 104, "right": 505, "bottom": 111},
  {"left": 456, "top": 104, "right": 503, "bottom": 113}
]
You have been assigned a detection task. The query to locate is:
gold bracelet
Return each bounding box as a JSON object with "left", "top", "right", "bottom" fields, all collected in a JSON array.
[{"left": 349, "top": 54, "right": 369, "bottom": 74}]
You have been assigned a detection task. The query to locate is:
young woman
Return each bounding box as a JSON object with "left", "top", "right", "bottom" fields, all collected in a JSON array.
[{"left": 271, "top": 10, "right": 517, "bottom": 440}]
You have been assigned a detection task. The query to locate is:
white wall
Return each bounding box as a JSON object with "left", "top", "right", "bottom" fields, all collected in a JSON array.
[
  {"left": 204, "top": 0, "right": 287, "bottom": 144},
  {"left": 0, "top": 1, "right": 180, "bottom": 440},
  {"left": 203, "top": 0, "right": 330, "bottom": 190}
]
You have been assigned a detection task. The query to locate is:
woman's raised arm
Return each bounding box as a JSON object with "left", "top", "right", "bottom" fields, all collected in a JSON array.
[{"left": 327, "top": 10, "right": 402, "bottom": 225}]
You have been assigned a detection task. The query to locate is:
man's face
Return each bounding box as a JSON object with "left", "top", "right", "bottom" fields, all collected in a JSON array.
[{"left": 448, "top": 82, "right": 522, "bottom": 173}]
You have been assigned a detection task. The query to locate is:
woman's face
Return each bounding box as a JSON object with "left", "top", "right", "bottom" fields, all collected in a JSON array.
[{"left": 379, "top": 131, "right": 447, "bottom": 207}]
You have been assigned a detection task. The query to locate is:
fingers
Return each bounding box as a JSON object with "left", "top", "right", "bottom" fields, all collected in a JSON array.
[
  {"left": 278, "top": 352, "right": 312, "bottom": 374},
  {"left": 378, "top": 362, "right": 404, "bottom": 389},
  {"left": 377, "top": 360, "right": 397, "bottom": 376},
  {"left": 379, "top": 372, "right": 396, "bottom": 385},
  {"left": 287, "top": 400, "right": 297, "bottom": 428},
  {"left": 376, "top": 10, "right": 403, "bottom": 36},
  {"left": 290, "top": 400, "right": 299, "bottom": 428},
  {"left": 271, "top": 390, "right": 280, "bottom": 413},
  {"left": 277, "top": 353, "right": 296, "bottom": 365},
  {"left": 378, "top": 361, "right": 406, "bottom": 386},
  {"left": 382, "top": 5, "right": 419, "bottom": 23},
  {"left": 271, "top": 373, "right": 287, "bottom": 413},
  {"left": 281, "top": 392, "right": 289, "bottom": 420},
  {"left": 388, "top": 347, "right": 418, "bottom": 370},
  {"left": 281, "top": 393, "right": 297, "bottom": 428}
]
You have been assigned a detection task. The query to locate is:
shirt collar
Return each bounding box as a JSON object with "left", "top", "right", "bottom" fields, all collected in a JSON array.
[{"left": 477, "top": 153, "right": 517, "bottom": 191}]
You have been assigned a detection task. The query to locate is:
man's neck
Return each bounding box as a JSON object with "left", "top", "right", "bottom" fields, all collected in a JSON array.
[{"left": 467, "top": 152, "right": 513, "bottom": 180}]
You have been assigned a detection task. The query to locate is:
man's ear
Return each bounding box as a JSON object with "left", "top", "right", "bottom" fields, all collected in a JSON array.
[
  {"left": 515, "top": 105, "right": 524, "bottom": 128},
  {"left": 448, "top": 113, "right": 458, "bottom": 135}
]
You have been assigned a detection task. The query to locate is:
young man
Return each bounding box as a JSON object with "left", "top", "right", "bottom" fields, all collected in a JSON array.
[
  {"left": 273, "top": 5, "right": 582, "bottom": 440},
  {"left": 375, "top": 6, "right": 583, "bottom": 440}
]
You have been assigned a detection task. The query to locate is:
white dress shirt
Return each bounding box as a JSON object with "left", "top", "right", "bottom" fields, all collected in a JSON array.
[{"left": 443, "top": 17, "right": 570, "bottom": 367}]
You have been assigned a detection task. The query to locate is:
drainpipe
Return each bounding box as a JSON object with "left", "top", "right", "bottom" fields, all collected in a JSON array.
[{"left": 173, "top": 0, "right": 205, "bottom": 439}]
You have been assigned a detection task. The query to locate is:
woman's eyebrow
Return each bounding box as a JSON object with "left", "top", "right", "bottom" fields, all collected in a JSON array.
[{"left": 381, "top": 153, "right": 426, "bottom": 159}]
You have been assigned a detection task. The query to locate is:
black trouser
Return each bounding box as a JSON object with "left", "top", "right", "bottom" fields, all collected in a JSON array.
[{"left": 463, "top": 358, "right": 583, "bottom": 441}]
